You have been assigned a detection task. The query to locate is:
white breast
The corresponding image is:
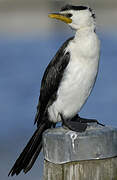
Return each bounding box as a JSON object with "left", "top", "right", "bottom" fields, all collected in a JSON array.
[{"left": 48, "top": 32, "right": 100, "bottom": 123}]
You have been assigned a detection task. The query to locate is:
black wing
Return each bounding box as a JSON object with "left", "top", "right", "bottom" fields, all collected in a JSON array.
[{"left": 35, "top": 37, "right": 74, "bottom": 126}]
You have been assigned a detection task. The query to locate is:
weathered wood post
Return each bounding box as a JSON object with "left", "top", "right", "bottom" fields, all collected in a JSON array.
[{"left": 43, "top": 123, "right": 117, "bottom": 180}]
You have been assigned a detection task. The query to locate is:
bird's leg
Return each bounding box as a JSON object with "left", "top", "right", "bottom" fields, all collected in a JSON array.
[
  {"left": 61, "top": 114, "right": 87, "bottom": 132},
  {"left": 74, "top": 114, "right": 105, "bottom": 126}
]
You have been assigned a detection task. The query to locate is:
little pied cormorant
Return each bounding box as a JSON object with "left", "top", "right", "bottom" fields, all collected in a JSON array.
[{"left": 8, "top": 4, "right": 102, "bottom": 176}]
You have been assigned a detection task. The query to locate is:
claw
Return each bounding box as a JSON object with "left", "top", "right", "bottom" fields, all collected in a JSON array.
[
  {"left": 61, "top": 115, "right": 87, "bottom": 132},
  {"left": 61, "top": 114, "right": 104, "bottom": 132}
]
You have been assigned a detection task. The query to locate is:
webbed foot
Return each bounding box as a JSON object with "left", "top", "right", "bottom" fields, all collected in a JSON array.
[
  {"left": 62, "top": 115, "right": 87, "bottom": 132},
  {"left": 76, "top": 115, "right": 105, "bottom": 126},
  {"left": 61, "top": 114, "right": 104, "bottom": 132}
]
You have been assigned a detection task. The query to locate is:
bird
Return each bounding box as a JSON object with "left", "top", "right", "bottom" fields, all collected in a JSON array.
[{"left": 8, "top": 4, "right": 101, "bottom": 176}]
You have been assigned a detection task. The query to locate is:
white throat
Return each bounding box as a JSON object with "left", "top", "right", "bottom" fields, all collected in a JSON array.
[{"left": 74, "top": 25, "right": 96, "bottom": 39}]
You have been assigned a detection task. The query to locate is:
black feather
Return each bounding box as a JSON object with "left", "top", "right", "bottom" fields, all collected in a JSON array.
[
  {"left": 60, "top": 5, "right": 88, "bottom": 12},
  {"left": 35, "top": 37, "right": 74, "bottom": 126},
  {"left": 89, "top": 8, "right": 96, "bottom": 19},
  {"left": 8, "top": 37, "right": 74, "bottom": 176},
  {"left": 8, "top": 121, "right": 52, "bottom": 176}
]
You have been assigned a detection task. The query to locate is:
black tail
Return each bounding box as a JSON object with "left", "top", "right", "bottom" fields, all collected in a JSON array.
[{"left": 8, "top": 122, "right": 51, "bottom": 176}]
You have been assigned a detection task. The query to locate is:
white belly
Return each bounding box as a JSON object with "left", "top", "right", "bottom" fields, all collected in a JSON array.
[
  {"left": 48, "top": 33, "right": 100, "bottom": 123},
  {"left": 48, "top": 57, "right": 99, "bottom": 123}
]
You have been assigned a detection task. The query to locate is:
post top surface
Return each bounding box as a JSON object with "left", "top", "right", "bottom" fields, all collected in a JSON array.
[{"left": 43, "top": 123, "right": 117, "bottom": 164}]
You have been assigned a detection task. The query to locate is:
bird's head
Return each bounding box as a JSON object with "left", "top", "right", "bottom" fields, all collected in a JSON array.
[{"left": 48, "top": 5, "right": 96, "bottom": 31}]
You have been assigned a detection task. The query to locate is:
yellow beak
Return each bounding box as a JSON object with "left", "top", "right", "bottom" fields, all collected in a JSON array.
[{"left": 48, "top": 13, "right": 72, "bottom": 24}]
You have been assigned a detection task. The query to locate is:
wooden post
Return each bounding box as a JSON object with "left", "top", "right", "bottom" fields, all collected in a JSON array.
[{"left": 43, "top": 124, "right": 117, "bottom": 180}]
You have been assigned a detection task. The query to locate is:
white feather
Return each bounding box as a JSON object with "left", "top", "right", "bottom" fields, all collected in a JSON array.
[{"left": 48, "top": 14, "right": 100, "bottom": 123}]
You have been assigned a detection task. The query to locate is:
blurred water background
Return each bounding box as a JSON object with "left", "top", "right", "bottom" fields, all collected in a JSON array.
[{"left": 0, "top": 0, "right": 117, "bottom": 179}]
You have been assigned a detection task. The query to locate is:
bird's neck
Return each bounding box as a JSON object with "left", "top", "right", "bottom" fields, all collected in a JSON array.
[{"left": 74, "top": 25, "right": 96, "bottom": 39}]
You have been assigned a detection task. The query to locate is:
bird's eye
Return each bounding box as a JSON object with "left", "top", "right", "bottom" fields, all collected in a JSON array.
[{"left": 66, "top": 13, "right": 72, "bottom": 18}]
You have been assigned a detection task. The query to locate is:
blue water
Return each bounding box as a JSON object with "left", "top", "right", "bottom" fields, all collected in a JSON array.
[{"left": 0, "top": 31, "right": 117, "bottom": 180}]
